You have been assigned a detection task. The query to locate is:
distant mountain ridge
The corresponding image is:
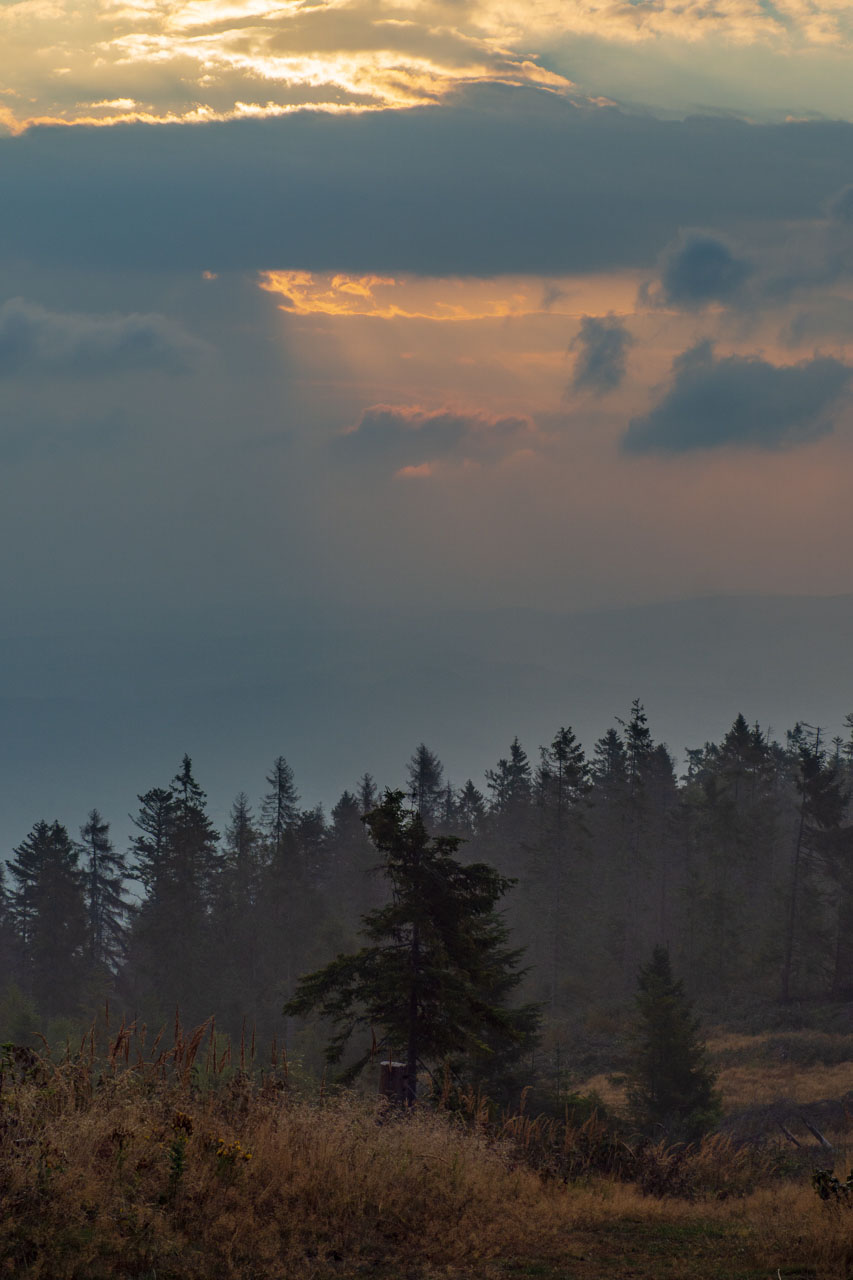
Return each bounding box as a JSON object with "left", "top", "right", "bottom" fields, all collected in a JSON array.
[{"left": 1, "top": 593, "right": 851, "bottom": 856}]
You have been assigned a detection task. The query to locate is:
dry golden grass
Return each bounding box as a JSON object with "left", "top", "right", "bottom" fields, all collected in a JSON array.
[
  {"left": 580, "top": 1029, "right": 853, "bottom": 1111},
  {"left": 747, "top": 1180, "right": 853, "bottom": 1279},
  {"left": 717, "top": 1060, "right": 853, "bottom": 1110},
  {"left": 711, "top": 1028, "right": 853, "bottom": 1111},
  {"left": 3, "top": 1025, "right": 853, "bottom": 1278},
  {"left": 577, "top": 1071, "right": 629, "bottom": 1109},
  {"left": 1, "top": 1074, "right": 570, "bottom": 1277},
  {"left": 0, "top": 1026, "right": 605, "bottom": 1278}
]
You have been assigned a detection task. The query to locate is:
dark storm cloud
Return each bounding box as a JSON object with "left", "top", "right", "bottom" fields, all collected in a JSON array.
[
  {"left": 654, "top": 232, "right": 753, "bottom": 307},
  {"left": 336, "top": 404, "right": 533, "bottom": 468},
  {"left": 0, "top": 298, "right": 204, "bottom": 375},
  {"left": 2, "top": 88, "right": 853, "bottom": 275},
  {"left": 570, "top": 314, "right": 634, "bottom": 393},
  {"left": 622, "top": 341, "right": 851, "bottom": 453}
]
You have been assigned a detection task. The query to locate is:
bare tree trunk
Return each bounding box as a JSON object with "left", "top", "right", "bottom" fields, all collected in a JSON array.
[
  {"left": 782, "top": 788, "right": 808, "bottom": 1002},
  {"left": 406, "top": 919, "right": 419, "bottom": 1106}
]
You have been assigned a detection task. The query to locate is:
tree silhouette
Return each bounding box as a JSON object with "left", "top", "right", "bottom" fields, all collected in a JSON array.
[
  {"left": 628, "top": 945, "right": 720, "bottom": 1143},
  {"left": 285, "top": 790, "right": 538, "bottom": 1102}
]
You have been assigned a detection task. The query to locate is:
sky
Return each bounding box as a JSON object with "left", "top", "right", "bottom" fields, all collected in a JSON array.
[
  {"left": 1, "top": 0, "right": 853, "bottom": 837},
  {"left": 2, "top": 0, "right": 853, "bottom": 627}
]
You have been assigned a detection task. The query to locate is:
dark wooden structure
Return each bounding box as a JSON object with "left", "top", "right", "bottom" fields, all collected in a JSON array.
[{"left": 379, "top": 1060, "right": 408, "bottom": 1105}]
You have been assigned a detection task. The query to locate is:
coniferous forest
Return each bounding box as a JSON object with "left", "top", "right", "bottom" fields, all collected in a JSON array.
[{"left": 3, "top": 701, "right": 853, "bottom": 1085}]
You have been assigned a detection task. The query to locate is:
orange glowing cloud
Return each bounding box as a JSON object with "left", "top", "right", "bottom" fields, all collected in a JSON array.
[
  {"left": 2, "top": 0, "right": 853, "bottom": 133},
  {"left": 395, "top": 461, "right": 436, "bottom": 478},
  {"left": 0, "top": 0, "right": 577, "bottom": 132},
  {"left": 258, "top": 269, "right": 641, "bottom": 320}
]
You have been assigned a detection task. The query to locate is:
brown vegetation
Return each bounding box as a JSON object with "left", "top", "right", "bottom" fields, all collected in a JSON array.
[
  {"left": 5, "top": 1022, "right": 853, "bottom": 1278},
  {"left": 580, "top": 1028, "right": 853, "bottom": 1112},
  {"left": 0, "top": 1023, "right": 566, "bottom": 1277}
]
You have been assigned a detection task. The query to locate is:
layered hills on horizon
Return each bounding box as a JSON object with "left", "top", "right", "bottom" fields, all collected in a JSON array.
[{"left": 1, "top": 592, "right": 851, "bottom": 856}]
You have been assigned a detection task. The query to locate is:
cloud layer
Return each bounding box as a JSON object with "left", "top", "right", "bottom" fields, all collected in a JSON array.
[
  {"left": 0, "top": 0, "right": 574, "bottom": 131},
  {"left": 336, "top": 403, "right": 536, "bottom": 472},
  {"left": 622, "top": 341, "right": 852, "bottom": 453},
  {"left": 0, "top": 298, "right": 203, "bottom": 375},
  {"left": 3, "top": 0, "right": 853, "bottom": 131},
  {"left": 2, "top": 95, "right": 852, "bottom": 277}
]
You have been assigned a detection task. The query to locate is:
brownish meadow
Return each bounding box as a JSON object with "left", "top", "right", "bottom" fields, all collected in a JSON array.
[{"left": 2, "top": 1020, "right": 853, "bottom": 1279}]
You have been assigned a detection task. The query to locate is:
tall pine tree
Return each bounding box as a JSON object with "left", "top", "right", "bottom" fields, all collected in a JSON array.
[
  {"left": 285, "top": 790, "right": 539, "bottom": 1102},
  {"left": 7, "top": 820, "right": 88, "bottom": 1018},
  {"left": 80, "top": 809, "right": 131, "bottom": 978}
]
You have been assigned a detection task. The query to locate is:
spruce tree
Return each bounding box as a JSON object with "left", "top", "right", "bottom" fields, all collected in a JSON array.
[
  {"left": 456, "top": 780, "right": 487, "bottom": 838},
  {"left": 627, "top": 945, "right": 720, "bottom": 1143},
  {"left": 0, "top": 863, "right": 21, "bottom": 995},
  {"left": 80, "top": 809, "right": 131, "bottom": 975},
  {"left": 532, "top": 726, "right": 590, "bottom": 1012},
  {"left": 211, "top": 792, "right": 263, "bottom": 1033},
  {"left": 357, "top": 773, "right": 378, "bottom": 815},
  {"left": 285, "top": 790, "right": 539, "bottom": 1102},
  {"left": 169, "top": 755, "right": 221, "bottom": 907},
  {"left": 327, "top": 789, "right": 382, "bottom": 922},
  {"left": 486, "top": 737, "right": 533, "bottom": 817},
  {"left": 485, "top": 737, "right": 534, "bottom": 880},
  {"left": 622, "top": 698, "right": 653, "bottom": 791},
  {"left": 587, "top": 727, "right": 631, "bottom": 998},
  {"left": 168, "top": 755, "right": 221, "bottom": 1015},
  {"left": 295, "top": 805, "right": 328, "bottom": 887},
  {"left": 7, "top": 820, "right": 88, "bottom": 1017},
  {"left": 406, "top": 744, "right": 444, "bottom": 825},
  {"left": 261, "top": 756, "right": 299, "bottom": 859},
  {"left": 591, "top": 727, "right": 628, "bottom": 786},
  {"left": 681, "top": 716, "right": 780, "bottom": 1002},
  {"left": 612, "top": 701, "right": 656, "bottom": 991},
  {"left": 128, "top": 787, "right": 175, "bottom": 903},
  {"left": 220, "top": 792, "right": 260, "bottom": 895},
  {"left": 126, "top": 759, "right": 219, "bottom": 1023},
  {"left": 644, "top": 744, "right": 680, "bottom": 946},
  {"left": 782, "top": 731, "right": 847, "bottom": 1000},
  {"left": 257, "top": 757, "right": 315, "bottom": 1038}
]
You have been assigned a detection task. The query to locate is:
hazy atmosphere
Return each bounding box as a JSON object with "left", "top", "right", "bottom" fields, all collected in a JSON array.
[
  {"left": 4, "top": 3, "right": 853, "bottom": 1275},
  {"left": 2, "top": 0, "right": 853, "bottom": 837}
]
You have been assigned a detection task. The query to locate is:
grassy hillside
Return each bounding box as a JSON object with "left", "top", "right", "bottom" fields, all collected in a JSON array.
[{"left": 3, "top": 1021, "right": 853, "bottom": 1278}]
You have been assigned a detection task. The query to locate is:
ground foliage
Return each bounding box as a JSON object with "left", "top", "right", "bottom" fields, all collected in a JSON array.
[{"left": 2, "top": 1023, "right": 853, "bottom": 1280}]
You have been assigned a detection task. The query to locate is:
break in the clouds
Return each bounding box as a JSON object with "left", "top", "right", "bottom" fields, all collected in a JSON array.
[
  {"left": 336, "top": 404, "right": 536, "bottom": 473},
  {"left": 622, "top": 341, "right": 852, "bottom": 454},
  {"left": 650, "top": 232, "right": 753, "bottom": 309},
  {"left": 0, "top": 0, "right": 574, "bottom": 131},
  {"left": 570, "top": 314, "right": 634, "bottom": 393},
  {"left": 0, "top": 298, "right": 204, "bottom": 375},
  {"left": 4, "top": 0, "right": 853, "bottom": 131}
]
